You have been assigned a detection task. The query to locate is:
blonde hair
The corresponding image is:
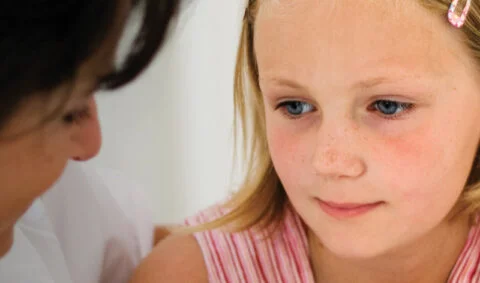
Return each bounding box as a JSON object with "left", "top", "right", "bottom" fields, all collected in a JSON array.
[{"left": 199, "top": 0, "right": 480, "bottom": 234}]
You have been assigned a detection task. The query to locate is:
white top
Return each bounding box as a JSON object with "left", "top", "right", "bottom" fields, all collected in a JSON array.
[{"left": 0, "top": 161, "right": 154, "bottom": 283}]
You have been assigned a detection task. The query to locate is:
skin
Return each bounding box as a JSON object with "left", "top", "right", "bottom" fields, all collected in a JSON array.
[
  {"left": 131, "top": 0, "right": 480, "bottom": 282},
  {"left": 0, "top": 0, "right": 131, "bottom": 257}
]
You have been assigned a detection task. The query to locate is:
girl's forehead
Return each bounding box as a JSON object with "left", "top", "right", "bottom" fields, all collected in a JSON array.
[
  {"left": 258, "top": 0, "right": 428, "bottom": 16},
  {"left": 254, "top": 0, "right": 472, "bottom": 88},
  {"left": 255, "top": 0, "right": 445, "bottom": 53}
]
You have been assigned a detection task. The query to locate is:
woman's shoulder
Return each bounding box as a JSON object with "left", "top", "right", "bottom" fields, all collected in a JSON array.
[{"left": 130, "top": 233, "right": 209, "bottom": 283}]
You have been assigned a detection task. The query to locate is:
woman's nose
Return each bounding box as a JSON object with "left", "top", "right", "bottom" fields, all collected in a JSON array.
[{"left": 71, "top": 98, "right": 102, "bottom": 161}]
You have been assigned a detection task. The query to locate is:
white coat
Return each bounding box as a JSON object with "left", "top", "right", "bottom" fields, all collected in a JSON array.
[{"left": 0, "top": 162, "right": 154, "bottom": 283}]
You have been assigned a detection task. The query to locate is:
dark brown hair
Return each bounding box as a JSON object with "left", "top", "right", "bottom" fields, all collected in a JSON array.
[{"left": 0, "top": 0, "right": 179, "bottom": 130}]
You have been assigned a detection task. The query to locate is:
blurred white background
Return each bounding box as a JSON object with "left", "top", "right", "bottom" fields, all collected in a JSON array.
[{"left": 90, "top": 0, "right": 246, "bottom": 223}]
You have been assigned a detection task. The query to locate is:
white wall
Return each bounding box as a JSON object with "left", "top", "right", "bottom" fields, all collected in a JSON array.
[{"left": 90, "top": 0, "right": 246, "bottom": 223}]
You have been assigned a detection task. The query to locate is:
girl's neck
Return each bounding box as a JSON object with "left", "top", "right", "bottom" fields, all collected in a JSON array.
[{"left": 309, "top": 214, "right": 471, "bottom": 283}]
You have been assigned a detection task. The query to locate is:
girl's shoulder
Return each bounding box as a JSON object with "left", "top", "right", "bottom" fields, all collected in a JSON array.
[{"left": 130, "top": 233, "right": 208, "bottom": 283}]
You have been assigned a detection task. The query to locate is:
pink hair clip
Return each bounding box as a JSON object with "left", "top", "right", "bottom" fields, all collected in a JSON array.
[{"left": 448, "top": 0, "right": 472, "bottom": 28}]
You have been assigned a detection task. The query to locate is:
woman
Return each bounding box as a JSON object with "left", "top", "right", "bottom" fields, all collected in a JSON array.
[{"left": 0, "top": 0, "right": 178, "bottom": 281}]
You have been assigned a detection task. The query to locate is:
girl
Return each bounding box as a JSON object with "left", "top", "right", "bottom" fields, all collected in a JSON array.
[{"left": 134, "top": 0, "right": 480, "bottom": 282}]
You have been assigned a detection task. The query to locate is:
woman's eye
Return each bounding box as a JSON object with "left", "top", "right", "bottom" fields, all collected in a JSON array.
[
  {"left": 62, "top": 106, "right": 91, "bottom": 125},
  {"left": 369, "top": 100, "right": 414, "bottom": 118},
  {"left": 277, "top": 101, "right": 315, "bottom": 117}
]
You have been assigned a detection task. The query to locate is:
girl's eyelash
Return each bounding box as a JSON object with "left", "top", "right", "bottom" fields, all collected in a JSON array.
[
  {"left": 62, "top": 106, "right": 91, "bottom": 125},
  {"left": 276, "top": 100, "right": 316, "bottom": 119},
  {"left": 367, "top": 100, "right": 415, "bottom": 120}
]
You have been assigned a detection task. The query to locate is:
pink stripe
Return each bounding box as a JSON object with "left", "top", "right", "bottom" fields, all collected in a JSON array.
[
  {"left": 288, "top": 212, "right": 313, "bottom": 282},
  {"left": 292, "top": 213, "right": 315, "bottom": 282},
  {"left": 232, "top": 231, "right": 259, "bottom": 282},
  {"left": 266, "top": 233, "right": 286, "bottom": 283},
  {"left": 223, "top": 229, "right": 246, "bottom": 282},
  {"left": 204, "top": 209, "right": 229, "bottom": 283},
  {"left": 276, "top": 211, "right": 304, "bottom": 282},
  {"left": 199, "top": 211, "right": 226, "bottom": 282},
  {"left": 472, "top": 229, "right": 480, "bottom": 281},
  {"left": 470, "top": 251, "right": 480, "bottom": 282},
  {"left": 449, "top": 225, "right": 480, "bottom": 282},
  {"left": 281, "top": 230, "right": 302, "bottom": 282},
  {"left": 463, "top": 227, "right": 480, "bottom": 281},
  {"left": 255, "top": 234, "right": 276, "bottom": 281},
  {"left": 466, "top": 227, "right": 480, "bottom": 281},
  {"left": 209, "top": 208, "right": 238, "bottom": 282},
  {"left": 283, "top": 213, "right": 312, "bottom": 282},
  {"left": 271, "top": 231, "right": 289, "bottom": 283},
  {"left": 186, "top": 212, "right": 222, "bottom": 282},
  {"left": 186, "top": 204, "right": 316, "bottom": 282},
  {"left": 287, "top": 214, "right": 305, "bottom": 276},
  {"left": 449, "top": 226, "right": 477, "bottom": 282},
  {"left": 247, "top": 229, "right": 268, "bottom": 281}
]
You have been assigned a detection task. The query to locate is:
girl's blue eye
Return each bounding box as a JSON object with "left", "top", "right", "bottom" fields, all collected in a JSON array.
[
  {"left": 278, "top": 101, "right": 315, "bottom": 117},
  {"left": 372, "top": 100, "right": 413, "bottom": 117}
]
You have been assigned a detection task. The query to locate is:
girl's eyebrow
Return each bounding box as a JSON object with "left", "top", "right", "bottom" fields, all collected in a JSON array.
[
  {"left": 350, "top": 56, "right": 447, "bottom": 92},
  {"left": 260, "top": 77, "right": 306, "bottom": 91},
  {"left": 350, "top": 73, "right": 437, "bottom": 92},
  {"left": 351, "top": 76, "right": 390, "bottom": 91}
]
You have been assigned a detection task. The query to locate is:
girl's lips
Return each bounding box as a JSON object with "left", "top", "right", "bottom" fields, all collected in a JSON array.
[{"left": 317, "top": 199, "right": 384, "bottom": 219}]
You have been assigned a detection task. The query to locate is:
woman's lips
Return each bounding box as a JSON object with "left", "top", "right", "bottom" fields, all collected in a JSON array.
[{"left": 316, "top": 199, "right": 384, "bottom": 219}]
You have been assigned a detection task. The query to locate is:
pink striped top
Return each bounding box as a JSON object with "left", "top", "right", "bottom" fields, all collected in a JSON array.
[{"left": 186, "top": 205, "right": 480, "bottom": 283}]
